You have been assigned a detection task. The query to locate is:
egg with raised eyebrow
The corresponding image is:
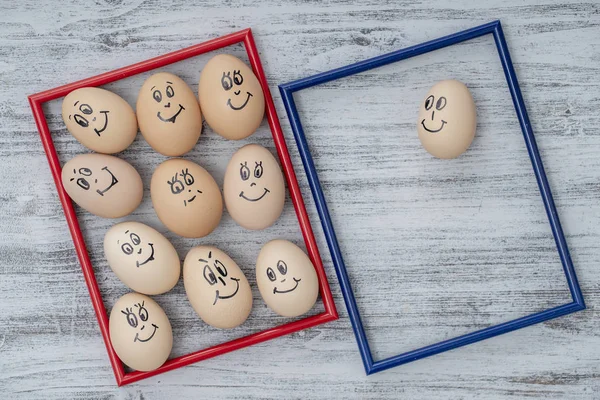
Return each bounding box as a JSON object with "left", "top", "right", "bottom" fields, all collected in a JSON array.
[
  {"left": 183, "top": 245, "right": 253, "bottom": 329},
  {"left": 109, "top": 292, "right": 173, "bottom": 371}
]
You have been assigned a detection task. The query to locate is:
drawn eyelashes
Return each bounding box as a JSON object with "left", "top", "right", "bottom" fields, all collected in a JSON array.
[
  {"left": 221, "top": 70, "right": 244, "bottom": 91},
  {"left": 425, "top": 95, "right": 447, "bottom": 111},
  {"left": 167, "top": 169, "right": 194, "bottom": 194},
  {"left": 239, "top": 161, "right": 263, "bottom": 180},
  {"left": 121, "top": 302, "right": 148, "bottom": 328},
  {"left": 153, "top": 85, "right": 175, "bottom": 103},
  {"left": 121, "top": 232, "right": 141, "bottom": 255},
  {"left": 266, "top": 260, "right": 288, "bottom": 282},
  {"left": 203, "top": 260, "right": 228, "bottom": 285}
]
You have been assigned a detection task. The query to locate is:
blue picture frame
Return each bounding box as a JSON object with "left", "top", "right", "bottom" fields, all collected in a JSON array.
[{"left": 279, "top": 20, "right": 585, "bottom": 375}]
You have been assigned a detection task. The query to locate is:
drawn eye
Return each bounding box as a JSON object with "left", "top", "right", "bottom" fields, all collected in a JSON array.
[
  {"left": 424, "top": 95, "right": 434, "bottom": 110},
  {"left": 221, "top": 72, "right": 233, "bottom": 91},
  {"left": 123, "top": 310, "right": 138, "bottom": 328},
  {"left": 436, "top": 96, "right": 447, "bottom": 110},
  {"left": 233, "top": 70, "right": 243, "bottom": 85},
  {"left": 240, "top": 162, "right": 250, "bottom": 181},
  {"left": 181, "top": 169, "right": 194, "bottom": 185},
  {"left": 130, "top": 233, "right": 141, "bottom": 245},
  {"left": 277, "top": 260, "right": 287, "bottom": 275},
  {"left": 254, "top": 162, "right": 263, "bottom": 179},
  {"left": 203, "top": 265, "right": 217, "bottom": 285},
  {"left": 137, "top": 303, "right": 148, "bottom": 322},
  {"left": 74, "top": 114, "right": 88, "bottom": 128},
  {"left": 168, "top": 175, "right": 185, "bottom": 194},
  {"left": 79, "top": 103, "right": 93, "bottom": 115},
  {"left": 76, "top": 178, "right": 90, "bottom": 190},
  {"left": 214, "top": 260, "right": 227, "bottom": 277},
  {"left": 78, "top": 168, "right": 92, "bottom": 176},
  {"left": 266, "top": 267, "right": 276, "bottom": 282},
  {"left": 121, "top": 243, "right": 133, "bottom": 255},
  {"left": 153, "top": 90, "right": 162, "bottom": 103},
  {"left": 166, "top": 85, "right": 174, "bottom": 98}
]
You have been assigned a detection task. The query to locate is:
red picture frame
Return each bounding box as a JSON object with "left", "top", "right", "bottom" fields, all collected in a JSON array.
[{"left": 28, "top": 28, "right": 338, "bottom": 386}]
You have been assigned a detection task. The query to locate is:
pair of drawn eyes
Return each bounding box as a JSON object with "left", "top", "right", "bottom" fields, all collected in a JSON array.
[
  {"left": 203, "top": 260, "right": 228, "bottom": 285},
  {"left": 424, "top": 95, "right": 447, "bottom": 111},
  {"left": 266, "top": 260, "right": 288, "bottom": 282},
  {"left": 168, "top": 169, "right": 195, "bottom": 194},
  {"left": 221, "top": 70, "right": 243, "bottom": 91},
  {"left": 122, "top": 303, "right": 148, "bottom": 328},
  {"left": 75, "top": 167, "right": 92, "bottom": 190},
  {"left": 121, "top": 233, "right": 141, "bottom": 255},
  {"left": 240, "top": 162, "right": 262, "bottom": 180},
  {"left": 73, "top": 103, "right": 93, "bottom": 128},
  {"left": 153, "top": 85, "right": 175, "bottom": 103}
]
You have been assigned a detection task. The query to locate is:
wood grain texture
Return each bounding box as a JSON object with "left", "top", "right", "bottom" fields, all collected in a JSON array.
[{"left": 1, "top": 1, "right": 599, "bottom": 398}]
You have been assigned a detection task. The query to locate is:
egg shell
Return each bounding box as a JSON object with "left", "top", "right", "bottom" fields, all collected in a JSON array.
[
  {"left": 61, "top": 153, "right": 143, "bottom": 218},
  {"left": 256, "top": 240, "right": 319, "bottom": 317},
  {"left": 183, "top": 246, "right": 253, "bottom": 329},
  {"left": 109, "top": 293, "right": 173, "bottom": 372},
  {"left": 136, "top": 72, "right": 202, "bottom": 156},
  {"left": 151, "top": 158, "right": 222, "bottom": 238},
  {"left": 417, "top": 80, "right": 477, "bottom": 159},
  {"left": 62, "top": 87, "right": 137, "bottom": 154},
  {"left": 223, "top": 144, "right": 285, "bottom": 230},
  {"left": 104, "top": 222, "right": 180, "bottom": 295},
  {"left": 198, "top": 54, "right": 265, "bottom": 140}
]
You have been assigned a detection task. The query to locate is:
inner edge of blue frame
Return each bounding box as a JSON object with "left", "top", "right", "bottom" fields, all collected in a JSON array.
[{"left": 279, "top": 20, "right": 585, "bottom": 375}]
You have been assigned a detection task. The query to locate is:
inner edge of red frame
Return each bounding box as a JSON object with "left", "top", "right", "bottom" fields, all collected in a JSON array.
[{"left": 28, "top": 28, "right": 338, "bottom": 387}]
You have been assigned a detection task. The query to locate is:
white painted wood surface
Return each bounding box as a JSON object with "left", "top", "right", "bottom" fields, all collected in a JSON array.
[{"left": 1, "top": 1, "right": 599, "bottom": 398}]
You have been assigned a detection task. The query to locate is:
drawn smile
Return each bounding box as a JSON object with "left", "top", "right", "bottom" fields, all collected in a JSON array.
[
  {"left": 134, "top": 324, "right": 158, "bottom": 343},
  {"left": 183, "top": 190, "right": 202, "bottom": 207},
  {"left": 421, "top": 119, "right": 447, "bottom": 133},
  {"left": 227, "top": 92, "right": 253, "bottom": 111},
  {"left": 157, "top": 104, "right": 185, "bottom": 123},
  {"left": 94, "top": 111, "right": 109, "bottom": 136},
  {"left": 273, "top": 278, "right": 301, "bottom": 294},
  {"left": 239, "top": 188, "right": 270, "bottom": 202},
  {"left": 136, "top": 243, "right": 155, "bottom": 268},
  {"left": 213, "top": 277, "right": 240, "bottom": 305},
  {"left": 96, "top": 166, "right": 118, "bottom": 196}
]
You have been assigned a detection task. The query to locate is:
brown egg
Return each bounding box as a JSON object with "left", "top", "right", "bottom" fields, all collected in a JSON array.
[
  {"left": 62, "top": 87, "right": 137, "bottom": 154},
  {"left": 61, "top": 154, "right": 143, "bottom": 218},
  {"left": 183, "top": 246, "right": 253, "bottom": 329},
  {"left": 256, "top": 240, "right": 319, "bottom": 317},
  {"left": 417, "top": 80, "right": 477, "bottom": 159},
  {"left": 109, "top": 293, "right": 172, "bottom": 371},
  {"left": 198, "top": 54, "right": 265, "bottom": 140},
  {"left": 223, "top": 144, "right": 285, "bottom": 230},
  {"left": 151, "top": 158, "right": 222, "bottom": 238},
  {"left": 104, "top": 221, "right": 180, "bottom": 295},
  {"left": 136, "top": 72, "right": 202, "bottom": 156}
]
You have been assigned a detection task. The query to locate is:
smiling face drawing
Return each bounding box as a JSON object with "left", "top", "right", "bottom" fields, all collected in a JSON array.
[
  {"left": 198, "top": 54, "right": 265, "bottom": 140},
  {"left": 417, "top": 80, "right": 477, "bottom": 159},
  {"left": 116, "top": 229, "right": 155, "bottom": 268},
  {"left": 256, "top": 240, "right": 319, "bottom": 318},
  {"left": 137, "top": 72, "right": 202, "bottom": 156},
  {"left": 62, "top": 87, "right": 138, "bottom": 154},
  {"left": 109, "top": 293, "right": 173, "bottom": 371},
  {"left": 67, "top": 165, "right": 118, "bottom": 197},
  {"left": 223, "top": 144, "right": 285, "bottom": 230},
  {"left": 183, "top": 246, "right": 252, "bottom": 329},
  {"left": 167, "top": 168, "right": 203, "bottom": 207}
]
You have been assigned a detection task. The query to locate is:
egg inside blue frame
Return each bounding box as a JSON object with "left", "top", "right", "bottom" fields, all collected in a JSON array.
[{"left": 278, "top": 20, "right": 585, "bottom": 375}]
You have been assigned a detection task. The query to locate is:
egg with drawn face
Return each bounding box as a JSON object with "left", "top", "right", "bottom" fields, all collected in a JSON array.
[
  {"left": 104, "top": 222, "right": 180, "bottom": 295},
  {"left": 109, "top": 292, "right": 172, "bottom": 371},
  {"left": 183, "top": 246, "right": 253, "bottom": 329},
  {"left": 223, "top": 144, "right": 285, "bottom": 230},
  {"left": 137, "top": 72, "right": 202, "bottom": 156},
  {"left": 256, "top": 240, "right": 319, "bottom": 317},
  {"left": 61, "top": 153, "right": 143, "bottom": 218},
  {"left": 62, "top": 87, "right": 137, "bottom": 154},
  {"left": 151, "top": 158, "right": 222, "bottom": 238},
  {"left": 417, "top": 80, "right": 477, "bottom": 159},
  {"left": 198, "top": 54, "right": 265, "bottom": 140}
]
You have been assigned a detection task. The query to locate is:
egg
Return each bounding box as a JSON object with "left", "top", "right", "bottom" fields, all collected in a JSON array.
[
  {"left": 198, "top": 54, "right": 265, "bottom": 140},
  {"left": 61, "top": 154, "right": 143, "bottom": 218},
  {"left": 104, "top": 221, "right": 180, "bottom": 295},
  {"left": 109, "top": 292, "right": 172, "bottom": 371},
  {"left": 183, "top": 246, "right": 253, "bottom": 329},
  {"left": 62, "top": 87, "right": 137, "bottom": 154},
  {"left": 150, "top": 158, "right": 222, "bottom": 238},
  {"left": 223, "top": 144, "right": 285, "bottom": 230},
  {"left": 136, "top": 72, "right": 202, "bottom": 156},
  {"left": 256, "top": 240, "right": 319, "bottom": 317},
  {"left": 417, "top": 80, "right": 477, "bottom": 159}
]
